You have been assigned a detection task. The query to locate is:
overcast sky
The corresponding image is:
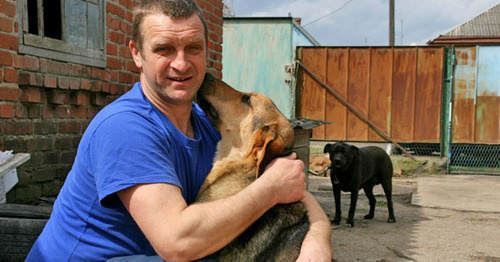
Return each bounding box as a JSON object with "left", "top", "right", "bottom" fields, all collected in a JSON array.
[{"left": 229, "top": 0, "right": 499, "bottom": 46}]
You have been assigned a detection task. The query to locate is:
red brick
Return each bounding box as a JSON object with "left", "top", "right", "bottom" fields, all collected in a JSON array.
[
  {"left": 108, "top": 17, "right": 120, "bottom": 31},
  {"left": 71, "top": 64, "right": 92, "bottom": 78},
  {"left": 0, "top": 0, "right": 16, "bottom": 18},
  {"left": 91, "top": 81, "right": 102, "bottom": 92},
  {"left": 54, "top": 106, "right": 71, "bottom": 118},
  {"left": 91, "top": 68, "right": 109, "bottom": 80},
  {"left": 0, "top": 16, "right": 14, "bottom": 32},
  {"left": 15, "top": 104, "right": 27, "bottom": 118},
  {"left": 42, "top": 106, "right": 53, "bottom": 119},
  {"left": 0, "top": 50, "right": 13, "bottom": 66},
  {"left": 0, "top": 86, "right": 19, "bottom": 101},
  {"left": 27, "top": 105, "right": 42, "bottom": 118},
  {"left": 70, "top": 107, "right": 87, "bottom": 118},
  {"left": 58, "top": 77, "right": 70, "bottom": 89},
  {"left": 6, "top": 121, "right": 34, "bottom": 135},
  {"left": 18, "top": 71, "right": 34, "bottom": 85},
  {"left": 44, "top": 75, "right": 57, "bottom": 88},
  {"left": 47, "top": 60, "right": 71, "bottom": 76},
  {"left": 0, "top": 33, "right": 17, "bottom": 51},
  {"left": 0, "top": 104, "right": 14, "bottom": 118},
  {"left": 50, "top": 92, "right": 70, "bottom": 105},
  {"left": 107, "top": 2, "right": 126, "bottom": 18},
  {"left": 126, "top": 61, "right": 140, "bottom": 73},
  {"left": 69, "top": 78, "right": 80, "bottom": 90},
  {"left": 102, "top": 82, "right": 110, "bottom": 93},
  {"left": 107, "top": 57, "right": 122, "bottom": 70},
  {"left": 119, "top": 72, "right": 135, "bottom": 84},
  {"left": 110, "top": 71, "right": 119, "bottom": 82},
  {"left": 3, "top": 67, "right": 17, "bottom": 82},
  {"left": 80, "top": 79, "right": 91, "bottom": 90},
  {"left": 119, "top": 21, "right": 129, "bottom": 34},
  {"left": 24, "top": 56, "right": 40, "bottom": 71},
  {"left": 59, "top": 121, "right": 80, "bottom": 134},
  {"left": 107, "top": 43, "right": 118, "bottom": 56},
  {"left": 20, "top": 89, "right": 43, "bottom": 103},
  {"left": 119, "top": 46, "right": 131, "bottom": 58},
  {"left": 91, "top": 93, "right": 105, "bottom": 106},
  {"left": 72, "top": 93, "right": 90, "bottom": 106},
  {"left": 109, "top": 31, "right": 126, "bottom": 45}
]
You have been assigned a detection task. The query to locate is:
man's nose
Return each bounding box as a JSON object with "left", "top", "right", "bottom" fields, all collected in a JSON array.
[{"left": 171, "top": 51, "right": 189, "bottom": 72}]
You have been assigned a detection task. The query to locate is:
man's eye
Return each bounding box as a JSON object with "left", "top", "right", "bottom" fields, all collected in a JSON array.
[
  {"left": 241, "top": 95, "right": 251, "bottom": 106},
  {"left": 187, "top": 45, "right": 202, "bottom": 54},
  {"left": 155, "top": 46, "right": 174, "bottom": 53}
]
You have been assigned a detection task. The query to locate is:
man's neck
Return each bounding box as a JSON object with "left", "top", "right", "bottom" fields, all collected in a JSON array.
[{"left": 141, "top": 83, "right": 195, "bottom": 139}]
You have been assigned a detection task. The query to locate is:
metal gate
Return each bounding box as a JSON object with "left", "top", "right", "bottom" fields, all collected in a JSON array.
[
  {"left": 297, "top": 46, "right": 444, "bottom": 143},
  {"left": 445, "top": 46, "right": 500, "bottom": 174},
  {"left": 297, "top": 45, "right": 500, "bottom": 175}
]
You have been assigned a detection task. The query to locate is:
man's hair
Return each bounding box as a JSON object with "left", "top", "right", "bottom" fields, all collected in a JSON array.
[{"left": 132, "top": 0, "right": 208, "bottom": 52}]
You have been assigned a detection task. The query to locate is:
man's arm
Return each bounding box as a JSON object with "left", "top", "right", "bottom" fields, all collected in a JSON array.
[
  {"left": 297, "top": 191, "right": 333, "bottom": 262},
  {"left": 118, "top": 153, "right": 305, "bottom": 261}
]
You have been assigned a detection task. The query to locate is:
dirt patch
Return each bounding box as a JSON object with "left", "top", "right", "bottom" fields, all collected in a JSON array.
[{"left": 308, "top": 175, "right": 500, "bottom": 261}]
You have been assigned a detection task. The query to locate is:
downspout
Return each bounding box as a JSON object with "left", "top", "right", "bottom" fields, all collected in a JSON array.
[{"left": 446, "top": 45, "right": 456, "bottom": 173}]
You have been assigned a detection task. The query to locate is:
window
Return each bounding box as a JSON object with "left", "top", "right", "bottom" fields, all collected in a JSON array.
[{"left": 18, "top": 0, "right": 106, "bottom": 67}]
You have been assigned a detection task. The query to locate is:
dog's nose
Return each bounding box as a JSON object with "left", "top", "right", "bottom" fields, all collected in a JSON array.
[{"left": 334, "top": 159, "right": 341, "bottom": 165}]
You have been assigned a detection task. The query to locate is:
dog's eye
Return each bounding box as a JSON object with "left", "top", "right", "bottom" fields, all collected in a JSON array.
[{"left": 241, "top": 95, "right": 252, "bottom": 106}]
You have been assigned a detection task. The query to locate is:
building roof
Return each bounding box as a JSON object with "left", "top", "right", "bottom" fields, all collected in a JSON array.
[
  {"left": 445, "top": 3, "right": 500, "bottom": 37},
  {"left": 428, "top": 3, "right": 500, "bottom": 45}
]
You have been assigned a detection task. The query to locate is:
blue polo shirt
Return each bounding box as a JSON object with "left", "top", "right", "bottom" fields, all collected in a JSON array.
[{"left": 27, "top": 82, "right": 221, "bottom": 261}]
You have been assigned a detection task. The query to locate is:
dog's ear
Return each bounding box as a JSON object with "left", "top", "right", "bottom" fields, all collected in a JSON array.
[
  {"left": 251, "top": 128, "right": 285, "bottom": 178},
  {"left": 324, "top": 143, "right": 333, "bottom": 153},
  {"left": 350, "top": 145, "right": 359, "bottom": 156}
]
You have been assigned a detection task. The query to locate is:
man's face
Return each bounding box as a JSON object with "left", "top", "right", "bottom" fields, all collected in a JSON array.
[{"left": 131, "top": 13, "right": 207, "bottom": 105}]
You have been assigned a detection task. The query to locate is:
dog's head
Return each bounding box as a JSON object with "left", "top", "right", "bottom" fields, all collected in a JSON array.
[
  {"left": 197, "top": 73, "right": 294, "bottom": 177},
  {"left": 324, "top": 142, "right": 358, "bottom": 170}
]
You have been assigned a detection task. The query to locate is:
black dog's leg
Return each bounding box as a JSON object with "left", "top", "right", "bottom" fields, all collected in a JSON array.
[
  {"left": 332, "top": 186, "right": 342, "bottom": 225},
  {"left": 381, "top": 180, "right": 396, "bottom": 223},
  {"left": 346, "top": 190, "right": 359, "bottom": 227},
  {"left": 363, "top": 186, "right": 376, "bottom": 220}
]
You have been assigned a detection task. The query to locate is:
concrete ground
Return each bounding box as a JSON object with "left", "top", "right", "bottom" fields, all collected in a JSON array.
[{"left": 309, "top": 174, "right": 500, "bottom": 262}]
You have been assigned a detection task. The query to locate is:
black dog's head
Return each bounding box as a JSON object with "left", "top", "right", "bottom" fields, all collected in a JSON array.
[{"left": 324, "top": 142, "right": 358, "bottom": 170}]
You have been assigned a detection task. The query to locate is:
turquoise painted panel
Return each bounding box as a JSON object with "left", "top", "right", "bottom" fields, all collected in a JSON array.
[
  {"left": 292, "top": 25, "right": 316, "bottom": 50},
  {"left": 222, "top": 20, "right": 294, "bottom": 118},
  {"left": 477, "top": 46, "right": 500, "bottom": 97}
]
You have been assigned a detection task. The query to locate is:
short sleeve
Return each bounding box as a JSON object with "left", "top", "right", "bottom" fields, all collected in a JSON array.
[{"left": 88, "top": 112, "right": 181, "bottom": 205}]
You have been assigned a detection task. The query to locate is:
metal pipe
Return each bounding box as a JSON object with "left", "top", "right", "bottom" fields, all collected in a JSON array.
[
  {"left": 297, "top": 60, "right": 418, "bottom": 162},
  {"left": 446, "top": 45, "right": 456, "bottom": 173}
]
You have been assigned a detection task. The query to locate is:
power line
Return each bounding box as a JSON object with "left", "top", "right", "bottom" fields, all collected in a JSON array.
[{"left": 302, "top": 0, "right": 355, "bottom": 27}]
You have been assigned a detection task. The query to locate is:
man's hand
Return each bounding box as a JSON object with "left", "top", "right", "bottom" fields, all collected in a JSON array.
[{"left": 261, "top": 152, "right": 306, "bottom": 204}]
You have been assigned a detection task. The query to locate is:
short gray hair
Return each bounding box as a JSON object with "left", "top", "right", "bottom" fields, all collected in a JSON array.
[{"left": 132, "top": 0, "right": 208, "bottom": 52}]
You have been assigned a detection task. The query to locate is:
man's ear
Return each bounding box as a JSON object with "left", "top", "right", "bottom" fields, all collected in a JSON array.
[{"left": 129, "top": 40, "right": 143, "bottom": 69}]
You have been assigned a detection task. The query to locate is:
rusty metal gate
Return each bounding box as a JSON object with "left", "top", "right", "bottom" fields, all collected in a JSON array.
[
  {"left": 296, "top": 46, "right": 444, "bottom": 143},
  {"left": 446, "top": 46, "right": 500, "bottom": 174},
  {"left": 296, "top": 45, "right": 500, "bottom": 174}
]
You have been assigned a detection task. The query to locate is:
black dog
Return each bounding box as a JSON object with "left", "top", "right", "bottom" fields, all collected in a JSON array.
[{"left": 324, "top": 142, "right": 396, "bottom": 227}]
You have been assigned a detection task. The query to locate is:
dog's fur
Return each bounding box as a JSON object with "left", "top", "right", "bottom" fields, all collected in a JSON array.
[
  {"left": 196, "top": 74, "right": 309, "bottom": 261},
  {"left": 324, "top": 142, "right": 396, "bottom": 227}
]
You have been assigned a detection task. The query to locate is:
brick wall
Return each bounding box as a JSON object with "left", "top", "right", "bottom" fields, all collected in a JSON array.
[{"left": 0, "top": 0, "right": 223, "bottom": 204}]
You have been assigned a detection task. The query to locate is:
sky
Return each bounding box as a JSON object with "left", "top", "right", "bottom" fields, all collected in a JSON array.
[{"left": 228, "top": 0, "right": 499, "bottom": 46}]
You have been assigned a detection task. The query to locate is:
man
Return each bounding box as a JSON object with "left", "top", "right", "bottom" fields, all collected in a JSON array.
[{"left": 27, "top": 0, "right": 332, "bottom": 261}]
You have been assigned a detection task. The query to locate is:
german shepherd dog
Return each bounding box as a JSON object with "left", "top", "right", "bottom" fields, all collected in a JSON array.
[{"left": 196, "top": 74, "right": 309, "bottom": 261}]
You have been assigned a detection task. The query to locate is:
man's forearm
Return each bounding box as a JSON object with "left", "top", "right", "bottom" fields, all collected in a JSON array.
[{"left": 298, "top": 191, "right": 333, "bottom": 261}]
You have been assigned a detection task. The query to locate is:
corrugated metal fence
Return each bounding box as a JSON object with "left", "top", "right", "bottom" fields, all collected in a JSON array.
[{"left": 297, "top": 46, "right": 500, "bottom": 174}]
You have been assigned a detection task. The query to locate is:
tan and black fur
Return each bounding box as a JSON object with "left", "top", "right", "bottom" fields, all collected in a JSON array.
[{"left": 196, "top": 73, "right": 309, "bottom": 261}]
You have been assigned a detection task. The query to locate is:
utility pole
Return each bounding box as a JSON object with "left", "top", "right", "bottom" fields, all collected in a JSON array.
[{"left": 389, "top": 0, "right": 395, "bottom": 46}]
